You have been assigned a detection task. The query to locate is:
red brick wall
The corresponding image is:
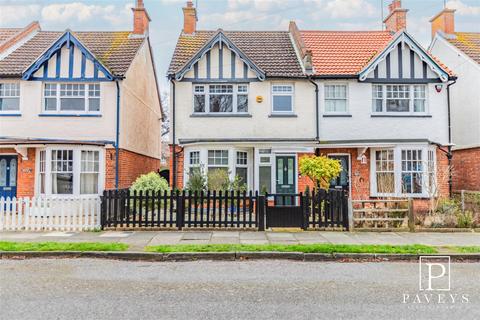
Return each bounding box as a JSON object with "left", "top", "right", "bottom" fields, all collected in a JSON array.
[
  {"left": 452, "top": 147, "right": 480, "bottom": 191},
  {"left": 105, "top": 148, "right": 161, "bottom": 190},
  {"left": 169, "top": 145, "right": 184, "bottom": 189},
  {"left": 0, "top": 148, "right": 36, "bottom": 198}
]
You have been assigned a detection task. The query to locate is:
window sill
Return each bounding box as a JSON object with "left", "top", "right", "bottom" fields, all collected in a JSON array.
[
  {"left": 370, "top": 194, "right": 430, "bottom": 199},
  {"left": 323, "top": 114, "right": 352, "bottom": 118},
  {"left": 190, "top": 113, "right": 252, "bottom": 118},
  {"left": 38, "top": 114, "right": 102, "bottom": 117},
  {"left": 0, "top": 113, "right": 21, "bottom": 117},
  {"left": 268, "top": 113, "right": 297, "bottom": 118},
  {"left": 371, "top": 114, "right": 432, "bottom": 118}
]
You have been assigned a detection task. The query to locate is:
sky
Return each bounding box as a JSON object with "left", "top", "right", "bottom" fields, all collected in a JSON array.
[{"left": 1, "top": 0, "right": 479, "bottom": 92}]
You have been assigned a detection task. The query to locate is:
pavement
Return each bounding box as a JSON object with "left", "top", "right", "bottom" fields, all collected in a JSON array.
[
  {"left": 1, "top": 259, "right": 479, "bottom": 320},
  {"left": 1, "top": 230, "right": 480, "bottom": 251}
]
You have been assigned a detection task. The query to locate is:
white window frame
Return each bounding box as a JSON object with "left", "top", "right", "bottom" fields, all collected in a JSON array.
[
  {"left": 235, "top": 151, "right": 248, "bottom": 185},
  {"left": 370, "top": 145, "right": 436, "bottom": 198},
  {"left": 35, "top": 146, "right": 104, "bottom": 197},
  {"left": 324, "top": 83, "right": 349, "bottom": 114},
  {"left": 0, "top": 82, "right": 20, "bottom": 114},
  {"left": 42, "top": 83, "right": 101, "bottom": 114},
  {"left": 271, "top": 83, "right": 294, "bottom": 114},
  {"left": 192, "top": 84, "right": 249, "bottom": 114},
  {"left": 371, "top": 84, "right": 428, "bottom": 115}
]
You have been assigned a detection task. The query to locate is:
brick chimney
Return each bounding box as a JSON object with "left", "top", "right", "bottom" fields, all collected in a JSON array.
[
  {"left": 383, "top": 0, "right": 408, "bottom": 33},
  {"left": 132, "top": 0, "right": 151, "bottom": 36},
  {"left": 183, "top": 1, "right": 197, "bottom": 35},
  {"left": 430, "top": 9, "right": 456, "bottom": 39}
]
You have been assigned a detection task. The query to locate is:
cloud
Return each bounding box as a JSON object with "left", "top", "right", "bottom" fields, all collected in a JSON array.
[
  {"left": 41, "top": 3, "right": 116, "bottom": 23},
  {"left": 0, "top": 4, "right": 40, "bottom": 26},
  {"left": 323, "top": 0, "right": 377, "bottom": 18},
  {"left": 199, "top": 9, "right": 289, "bottom": 30},
  {"left": 228, "top": 0, "right": 288, "bottom": 12},
  {"left": 446, "top": 0, "right": 480, "bottom": 15}
]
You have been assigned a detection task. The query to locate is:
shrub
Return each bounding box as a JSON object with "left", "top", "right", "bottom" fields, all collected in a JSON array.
[
  {"left": 435, "top": 198, "right": 460, "bottom": 215},
  {"left": 230, "top": 175, "right": 247, "bottom": 193},
  {"left": 457, "top": 210, "right": 474, "bottom": 228},
  {"left": 207, "top": 169, "right": 230, "bottom": 191},
  {"left": 186, "top": 167, "right": 206, "bottom": 193},
  {"left": 130, "top": 172, "right": 169, "bottom": 194},
  {"left": 299, "top": 155, "right": 342, "bottom": 190}
]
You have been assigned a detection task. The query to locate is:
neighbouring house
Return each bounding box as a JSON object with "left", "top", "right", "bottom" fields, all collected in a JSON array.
[
  {"left": 168, "top": 0, "right": 455, "bottom": 212},
  {"left": 0, "top": 0, "right": 163, "bottom": 199},
  {"left": 429, "top": 8, "right": 480, "bottom": 191}
]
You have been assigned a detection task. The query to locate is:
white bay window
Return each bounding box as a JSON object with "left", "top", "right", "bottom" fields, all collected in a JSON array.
[
  {"left": 43, "top": 83, "right": 100, "bottom": 114},
  {"left": 371, "top": 146, "right": 436, "bottom": 197},
  {"left": 37, "top": 147, "right": 103, "bottom": 196},
  {"left": 372, "top": 84, "right": 427, "bottom": 114}
]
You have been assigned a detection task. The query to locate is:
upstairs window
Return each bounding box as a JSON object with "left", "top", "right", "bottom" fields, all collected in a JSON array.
[
  {"left": 193, "top": 84, "right": 248, "bottom": 114},
  {"left": 272, "top": 84, "right": 294, "bottom": 113},
  {"left": 324, "top": 84, "right": 348, "bottom": 113},
  {"left": 0, "top": 83, "right": 20, "bottom": 112},
  {"left": 44, "top": 83, "right": 101, "bottom": 114},
  {"left": 372, "top": 84, "right": 427, "bottom": 114}
]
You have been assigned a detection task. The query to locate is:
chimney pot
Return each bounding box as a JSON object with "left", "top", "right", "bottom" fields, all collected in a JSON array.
[
  {"left": 183, "top": 1, "right": 197, "bottom": 35},
  {"left": 430, "top": 8, "right": 456, "bottom": 39}
]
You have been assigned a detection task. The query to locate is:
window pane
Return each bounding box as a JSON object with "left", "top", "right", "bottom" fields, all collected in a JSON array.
[
  {"left": 45, "top": 98, "right": 57, "bottom": 111},
  {"left": 9, "top": 159, "right": 16, "bottom": 186},
  {"left": 0, "top": 159, "right": 6, "bottom": 186},
  {"left": 273, "top": 95, "right": 292, "bottom": 112},
  {"left": 194, "top": 95, "right": 205, "bottom": 112},
  {"left": 81, "top": 151, "right": 99, "bottom": 194},
  {"left": 51, "top": 173, "right": 73, "bottom": 194},
  {"left": 235, "top": 167, "right": 248, "bottom": 185},
  {"left": 259, "top": 166, "right": 271, "bottom": 194},
  {"left": 0, "top": 98, "right": 19, "bottom": 111},
  {"left": 190, "top": 151, "right": 200, "bottom": 165},
  {"left": 377, "top": 173, "right": 395, "bottom": 193},
  {"left": 325, "top": 99, "right": 346, "bottom": 112},
  {"left": 51, "top": 150, "right": 73, "bottom": 194},
  {"left": 208, "top": 150, "right": 228, "bottom": 165},
  {"left": 237, "top": 94, "right": 248, "bottom": 112},
  {"left": 210, "top": 95, "right": 233, "bottom": 112},
  {"left": 401, "top": 149, "right": 423, "bottom": 194},
  {"left": 236, "top": 152, "right": 247, "bottom": 165},
  {"left": 60, "top": 98, "right": 85, "bottom": 111},
  {"left": 89, "top": 98, "right": 100, "bottom": 111},
  {"left": 386, "top": 99, "right": 409, "bottom": 112}
]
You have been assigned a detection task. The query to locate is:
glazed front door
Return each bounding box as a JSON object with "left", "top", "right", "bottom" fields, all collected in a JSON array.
[
  {"left": 0, "top": 156, "right": 17, "bottom": 199},
  {"left": 275, "top": 156, "right": 295, "bottom": 205},
  {"left": 329, "top": 155, "right": 349, "bottom": 192}
]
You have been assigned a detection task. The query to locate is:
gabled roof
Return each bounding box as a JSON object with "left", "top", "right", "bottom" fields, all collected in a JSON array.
[
  {"left": 174, "top": 30, "right": 266, "bottom": 81},
  {"left": 0, "top": 30, "right": 144, "bottom": 78},
  {"left": 359, "top": 31, "right": 452, "bottom": 82},
  {"left": 446, "top": 32, "right": 480, "bottom": 65},
  {"left": 300, "top": 30, "right": 393, "bottom": 76},
  {"left": 168, "top": 30, "right": 304, "bottom": 78}
]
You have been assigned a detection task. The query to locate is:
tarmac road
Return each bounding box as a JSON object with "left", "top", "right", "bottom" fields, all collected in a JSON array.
[{"left": 1, "top": 259, "right": 479, "bottom": 320}]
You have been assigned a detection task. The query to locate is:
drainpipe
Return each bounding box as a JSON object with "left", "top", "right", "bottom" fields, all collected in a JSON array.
[
  {"left": 115, "top": 80, "right": 121, "bottom": 190},
  {"left": 171, "top": 79, "right": 177, "bottom": 190},
  {"left": 446, "top": 79, "right": 457, "bottom": 197},
  {"left": 308, "top": 77, "right": 320, "bottom": 155}
]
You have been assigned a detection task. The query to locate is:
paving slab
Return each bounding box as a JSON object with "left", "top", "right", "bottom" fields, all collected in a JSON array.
[
  {"left": 266, "top": 232, "right": 297, "bottom": 241},
  {"left": 317, "top": 232, "right": 361, "bottom": 244},
  {"left": 293, "top": 232, "right": 329, "bottom": 241},
  {"left": 209, "top": 237, "right": 240, "bottom": 244},
  {"left": 177, "top": 240, "right": 210, "bottom": 245},
  {"left": 0, "top": 232, "right": 44, "bottom": 240},
  {"left": 239, "top": 239, "right": 269, "bottom": 245},
  {"left": 239, "top": 232, "right": 267, "bottom": 240},
  {"left": 99, "top": 231, "right": 133, "bottom": 238},
  {"left": 41, "top": 232, "right": 77, "bottom": 237},
  {"left": 148, "top": 232, "right": 183, "bottom": 246},
  {"left": 181, "top": 232, "right": 212, "bottom": 241},
  {"left": 211, "top": 231, "right": 240, "bottom": 238}
]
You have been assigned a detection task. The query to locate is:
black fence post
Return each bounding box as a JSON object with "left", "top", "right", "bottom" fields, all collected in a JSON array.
[
  {"left": 342, "top": 191, "right": 349, "bottom": 231},
  {"left": 176, "top": 190, "right": 184, "bottom": 230},
  {"left": 257, "top": 194, "right": 265, "bottom": 231},
  {"left": 301, "top": 192, "right": 308, "bottom": 230},
  {"left": 100, "top": 190, "right": 107, "bottom": 230}
]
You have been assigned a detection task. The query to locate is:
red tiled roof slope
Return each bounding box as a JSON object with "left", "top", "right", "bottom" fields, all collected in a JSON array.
[
  {"left": 447, "top": 32, "right": 480, "bottom": 65},
  {"left": 0, "top": 31, "right": 144, "bottom": 77},
  {"left": 169, "top": 30, "right": 304, "bottom": 78},
  {"left": 300, "top": 30, "right": 393, "bottom": 75},
  {"left": 0, "top": 28, "right": 23, "bottom": 44}
]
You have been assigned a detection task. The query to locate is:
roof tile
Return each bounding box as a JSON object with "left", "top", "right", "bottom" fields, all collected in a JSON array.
[{"left": 447, "top": 32, "right": 480, "bottom": 65}]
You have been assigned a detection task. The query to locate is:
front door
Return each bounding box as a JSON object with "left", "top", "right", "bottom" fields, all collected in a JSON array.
[
  {"left": 0, "top": 156, "right": 17, "bottom": 199},
  {"left": 329, "top": 155, "right": 349, "bottom": 192},
  {"left": 275, "top": 156, "right": 295, "bottom": 204}
]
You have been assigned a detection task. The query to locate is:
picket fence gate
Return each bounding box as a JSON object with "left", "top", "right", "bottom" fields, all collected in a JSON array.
[{"left": 0, "top": 196, "right": 101, "bottom": 231}]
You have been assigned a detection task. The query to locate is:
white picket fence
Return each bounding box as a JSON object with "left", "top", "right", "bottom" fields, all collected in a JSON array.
[{"left": 0, "top": 196, "right": 101, "bottom": 231}]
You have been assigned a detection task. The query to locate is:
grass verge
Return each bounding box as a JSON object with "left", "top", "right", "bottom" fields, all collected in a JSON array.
[
  {"left": 145, "top": 244, "right": 437, "bottom": 254},
  {"left": 0, "top": 241, "right": 128, "bottom": 252},
  {"left": 453, "top": 246, "right": 480, "bottom": 253}
]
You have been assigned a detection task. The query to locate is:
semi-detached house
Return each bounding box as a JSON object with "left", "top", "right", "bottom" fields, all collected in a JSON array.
[
  {"left": 0, "top": 0, "right": 163, "bottom": 199},
  {"left": 168, "top": 0, "right": 455, "bottom": 211},
  {"left": 429, "top": 8, "right": 480, "bottom": 191}
]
